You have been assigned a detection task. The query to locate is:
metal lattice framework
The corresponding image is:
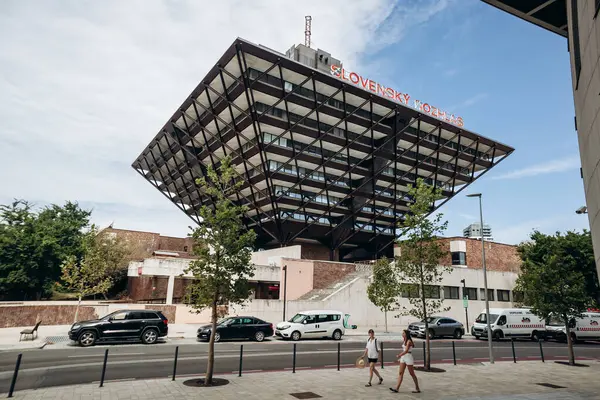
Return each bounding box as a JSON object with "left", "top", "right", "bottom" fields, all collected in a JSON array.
[{"left": 132, "top": 38, "right": 514, "bottom": 262}]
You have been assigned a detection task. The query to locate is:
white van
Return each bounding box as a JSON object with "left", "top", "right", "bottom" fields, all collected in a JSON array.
[
  {"left": 546, "top": 312, "right": 600, "bottom": 342},
  {"left": 471, "top": 308, "right": 545, "bottom": 341},
  {"left": 275, "top": 310, "right": 346, "bottom": 341}
]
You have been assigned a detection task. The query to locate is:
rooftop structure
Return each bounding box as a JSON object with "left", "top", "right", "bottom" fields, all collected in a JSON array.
[
  {"left": 132, "top": 38, "right": 514, "bottom": 262},
  {"left": 463, "top": 222, "right": 494, "bottom": 241}
]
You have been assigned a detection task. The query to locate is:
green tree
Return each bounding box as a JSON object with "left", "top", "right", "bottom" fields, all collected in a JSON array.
[
  {"left": 96, "top": 232, "right": 131, "bottom": 299},
  {"left": 60, "top": 226, "right": 115, "bottom": 322},
  {"left": 185, "top": 156, "right": 257, "bottom": 386},
  {"left": 0, "top": 200, "right": 91, "bottom": 300},
  {"left": 394, "top": 178, "right": 450, "bottom": 371},
  {"left": 367, "top": 257, "right": 400, "bottom": 333},
  {"left": 515, "top": 230, "right": 597, "bottom": 365}
]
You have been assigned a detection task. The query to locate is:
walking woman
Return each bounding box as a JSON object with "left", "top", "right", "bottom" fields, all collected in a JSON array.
[
  {"left": 390, "top": 329, "right": 421, "bottom": 394},
  {"left": 362, "top": 329, "right": 383, "bottom": 387}
]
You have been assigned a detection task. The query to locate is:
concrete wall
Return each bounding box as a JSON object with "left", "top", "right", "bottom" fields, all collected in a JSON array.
[
  {"left": 281, "top": 258, "right": 315, "bottom": 300},
  {"left": 251, "top": 246, "right": 301, "bottom": 266},
  {"left": 570, "top": 0, "right": 600, "bottom": 279}
]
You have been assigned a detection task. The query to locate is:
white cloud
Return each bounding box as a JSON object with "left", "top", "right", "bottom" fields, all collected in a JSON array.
[
  {"left": 449, "top": 92, "right": 488, "bottom": 110},
  {"left": 492, "top": 215, "right": 586, "bottom": 245},
  {"left": 0, "top": 0, "right": 452, "bottom": 236},
  {"left": 492, "top": 156, "right": 580, "bottom": 180}
]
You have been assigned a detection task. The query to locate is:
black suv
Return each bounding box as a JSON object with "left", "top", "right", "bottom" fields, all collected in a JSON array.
[{"left": 69, "top": 309, "right": 169, "bottom": 347}]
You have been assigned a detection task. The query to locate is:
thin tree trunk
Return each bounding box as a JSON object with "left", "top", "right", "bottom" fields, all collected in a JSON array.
[
  {"left": 384, "top": 310, "right": 388, "bottom": 333},
  {"left": 565, "top": 320, "right": 575, "bottom": 366},
  {"left": 205, "top": 292, "right": 219, "bottom": 386},
  {"left": 74, "top": 295, "right": 82, "bottom": 323},
  {"left": 420, "top": 267, "right": 430, "bottom": 370}
]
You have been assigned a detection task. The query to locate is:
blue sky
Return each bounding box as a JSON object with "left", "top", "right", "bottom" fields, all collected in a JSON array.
[{"left": 0, "top": 0, "right": 587, "bottom": 245}]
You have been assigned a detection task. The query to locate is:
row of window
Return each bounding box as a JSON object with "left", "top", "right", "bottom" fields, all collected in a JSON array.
[
  {"left": 247, "top": 68, "right": 490, "bottom": 161},
  {"left": 278, "top": 210, "right": 397, "bottom": 235},
  {"left": 401, "top": 284, "right": 513, "bottom": 303},
  {"left": 273, "top": 185, "right": 344, "bottom": 206}
]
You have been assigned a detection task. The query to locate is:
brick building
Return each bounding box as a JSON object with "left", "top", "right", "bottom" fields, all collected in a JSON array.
[
  {"left": 395, "top": 237, "right": 521, "bottom": 273},
  {"left": 99, "top": 224, "right": 194, "bottom": 260}
]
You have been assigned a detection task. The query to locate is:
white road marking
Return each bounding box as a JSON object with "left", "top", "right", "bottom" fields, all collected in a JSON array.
[{"left": 68, "top": 352, "right": 145, "bottom": 358}]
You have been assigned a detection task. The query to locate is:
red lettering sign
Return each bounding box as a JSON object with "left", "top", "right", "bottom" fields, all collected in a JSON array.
[{"left": 330, "top": 65, "right": 464, "bottom": 127}]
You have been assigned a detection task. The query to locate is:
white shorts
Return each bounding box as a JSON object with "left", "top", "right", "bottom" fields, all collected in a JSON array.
[{"left": 400, "top": 353, "right": 414, "bottom": 366}]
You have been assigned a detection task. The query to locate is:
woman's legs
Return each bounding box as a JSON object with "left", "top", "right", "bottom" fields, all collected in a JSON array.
[
  {"left": 407, "top": 365, "right": 420, "bottom": 392},
  {"left": 368, "top": 362, "right": 374, "bottom": 384},
  {"left": 394, "top": 363, "right": 407, "bottom": 391}
]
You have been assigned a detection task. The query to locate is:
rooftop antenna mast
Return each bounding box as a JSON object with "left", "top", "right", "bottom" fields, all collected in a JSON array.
[{"left": 305, "top": 16, "right": 312, "bottom": 47}]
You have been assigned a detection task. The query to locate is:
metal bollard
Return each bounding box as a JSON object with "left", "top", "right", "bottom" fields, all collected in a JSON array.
[
  {"left": 99, "top": 349, "right": 109, "bottom": 387},
  {"left": 172, "top": 346, "right": 179, "bottom": 381},
  {"left": 452, "top": 341, "right": 457, "bottom": 365},
  {"left": 7, "top": 353, "right": 22, "bottom": 398},
  {"left": 511, "top": 338, "right": 516, "bottom": 363},
  {"left": 293, "top": 343, "right": 297, "bottom": 373},
  {"left": 337, "top": 342, "right": 341, "bottom": 371},
  {"left": 239, "top": 345, "right": 244, "bottom": 377},
  {"left": 538, "top": 340, "right": 545, "bottom": 363},
  {"left": 422, "top": 341, "right": 426, "bottom": 368},
  {"left": 380, "top": 341, "right": 384, "bottom": 369}
]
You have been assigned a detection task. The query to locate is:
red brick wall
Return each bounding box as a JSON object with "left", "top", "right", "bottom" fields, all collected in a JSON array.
[
  {"left": 300, "top": 243, "right": 332, "bottom": 261},
  {"left": 0, "top": 305, "right": 98, "bottom": 328},
  {"left": 127, "top": 276, "right": 195, "bottom": 303},
  {"left": 103, "top": 228, "right": 193, "bottom": 260},
  {"left": 436, "top": 238, "right": 521, "bottom": 273},
  {"left": 312, "top": 261, "right": 356, "bottom": 289}
]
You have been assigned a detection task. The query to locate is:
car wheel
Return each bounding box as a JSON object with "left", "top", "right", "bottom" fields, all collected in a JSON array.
[
  {"left": 570, "top": 332, "right": 578, "bottom": 343},
  {"left": 291, "top": 331, "right": 301, "bottom": 341},
  {"left": 332, "top": 330, "right": 342, "bottom": 341},
  {"left": 254, "top": 331, "right": 265, "bottom": 342},
  {"left": 141, "top": 328, "right": 158, "bottom": 345},
  {"left": 453, "top": 329, "right": 463, "bottom": 339},
  {"left": 531, "top": 331, "right": 541, "bottom": 342},
  {"left": 493, "top": 330, "right": 503, "bottom": 341},
  {"left": 78, "top": 330, "right": 97, "bottom": 347},
  {"left": 428, "top": 329, "right": 435, "bottom": 339},
  {"left": 214, "top": 332, "right": 221, "bottom": 343}
]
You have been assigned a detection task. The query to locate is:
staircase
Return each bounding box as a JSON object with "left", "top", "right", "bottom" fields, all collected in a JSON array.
[{"left": 297, "top": 268, "right": 372, "bottom": 302}]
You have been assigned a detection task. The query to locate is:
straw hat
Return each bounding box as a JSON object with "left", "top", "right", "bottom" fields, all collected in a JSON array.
[{"left": 355, "top": 356, "right": 366, "bottom": 369}]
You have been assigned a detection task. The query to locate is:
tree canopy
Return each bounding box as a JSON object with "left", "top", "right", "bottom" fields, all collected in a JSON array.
[
  {"left": 394, "top": 178, "right": 449, "bottom": 370},
  {"left": 515, "top": 230, "right": 597, "bottom": 365},
  {"left": 0, "top": 200, "right": 91, "bottom": 300},
  {"left": 367, "top": 257, "right": 399, "bottom": 332}
]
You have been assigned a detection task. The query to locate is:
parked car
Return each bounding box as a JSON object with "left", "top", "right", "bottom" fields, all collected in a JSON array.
[
  {"left": 68, "top": 309, "right": 169, "bottom": 347},
  {"left": 275, "top": 310, "right": 346, "bottom": 341},
  {"left": 408, "top": 317, "right": 464, "bottom": 339},
  {"left": 471, "top": 308, "right": 545, "bottom": 341},
  {"left": 546, "top": 312, "right": 600, "bottom": 342},
  {"left": 197, "top": 316, "right": 274, "bottom": 342}
]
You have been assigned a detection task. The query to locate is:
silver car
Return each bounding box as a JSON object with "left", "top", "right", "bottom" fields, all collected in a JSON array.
[{"left": 408, "top": 317, "right": 465, "bottom": 339}]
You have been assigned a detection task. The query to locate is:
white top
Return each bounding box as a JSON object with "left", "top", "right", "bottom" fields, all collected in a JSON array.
[
  {"left": 402, "top": 343, "right": 412, "bottom": 354},
  {"left": 366, "top": 338, "right": 378, "bottom": 358}
]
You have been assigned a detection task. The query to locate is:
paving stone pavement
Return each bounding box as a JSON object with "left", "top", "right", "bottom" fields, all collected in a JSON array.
[{"left": 5, "top": 361, "right": 600, "bottom": 399}]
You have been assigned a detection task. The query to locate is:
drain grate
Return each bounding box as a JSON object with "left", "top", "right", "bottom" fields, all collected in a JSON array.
[
  {"left": 44, "top": 336, "right": 71, "bottom": 343},
  {"left": 537, "top": 383, "right": 567, "bottom": 389},
  {"left": 290, "top": 392, "right": 322, "bottom": 399}
]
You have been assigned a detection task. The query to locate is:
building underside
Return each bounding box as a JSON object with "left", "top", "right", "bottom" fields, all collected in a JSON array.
[{"left": 132, "top": 38, "right": 514, "bottom": 262}]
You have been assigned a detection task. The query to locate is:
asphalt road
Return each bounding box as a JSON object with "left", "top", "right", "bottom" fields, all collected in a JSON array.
[{"left": 1, "top": 338, "right": 600, "bottom": 393}]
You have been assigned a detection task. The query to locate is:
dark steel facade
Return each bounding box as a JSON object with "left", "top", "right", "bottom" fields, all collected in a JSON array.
[{"left": 132, "top": 38, "right": 514, "bottom": 261}]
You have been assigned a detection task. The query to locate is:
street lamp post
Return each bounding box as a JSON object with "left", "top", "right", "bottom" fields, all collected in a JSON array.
[
  {"left": 467, "top": 193, "right": 494, "bottom": 364},
  {"left": 460, "top": 279, "right": 469, "bottom": 332},
  {"left": 282, "top": 265, "right": 288, "bottom": 322}
]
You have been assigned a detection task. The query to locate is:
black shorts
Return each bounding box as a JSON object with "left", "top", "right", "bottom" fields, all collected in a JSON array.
[{"left": 368, "top": 358, "right": 378, "bottom": 364}]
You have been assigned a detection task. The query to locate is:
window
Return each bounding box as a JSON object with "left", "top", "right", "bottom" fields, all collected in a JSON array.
[
  {"left": 305, "top": 315, "right": 317, "bottom": 324},
  {"left": 401, "top": 283, "right": 420, "bottom": 298},
  {"left": 424, "top": 285, "right": 440, "bottom": 299},
  {"left": 451, "top": 251, "right": 467, "bottom": 266},
  {"left": 480, "top": 289, "right": 495, "bottom": 301},
  {"left": 464, "top": 287, "right": 478, "bottom": 300},
  {"left": 241, "top": 318, "right": 253, "bottom": 324},
  {"left": 439, "top": 318, "right": 456, "bottom": 324},
  {"left": 444, "top": 286, "right": 460, "bottom": 300},
  {"left": 497, "top": 290, "right": 510, "bottom": 302},
  {"left": 595, "top": 0, "right": 600, "bottom": 19},
  {"left": 183, "top": 246, "right": 188, "bottom": 252},
  {"left": 284, "top": 81, "right": 293, "bottom": 92},
  {"left": 110, "top": 312, "right": 127, "bottom": 321}
]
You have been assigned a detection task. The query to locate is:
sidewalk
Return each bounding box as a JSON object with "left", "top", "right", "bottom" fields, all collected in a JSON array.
[
  {"left": 4, "top": 360, "right": 599, "bottom": 399},
  {"left": 0, "top": 325, "right": 410, "bottom": 351}
]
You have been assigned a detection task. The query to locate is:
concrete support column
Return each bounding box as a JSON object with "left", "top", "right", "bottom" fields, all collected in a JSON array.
[{"left": 166, "top": 275, "right": 175, "bottom": 305}]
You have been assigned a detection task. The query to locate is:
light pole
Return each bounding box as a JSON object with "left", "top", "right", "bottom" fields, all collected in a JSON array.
[
  {"left": 282, "top": 265, "right": 288, "bottom": 322},
  {"left": 466, "top": 193, "right": 494, "bottom": 364},
  {"left": 460, "top": 279, "right": 469, "bottom": 332}
]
